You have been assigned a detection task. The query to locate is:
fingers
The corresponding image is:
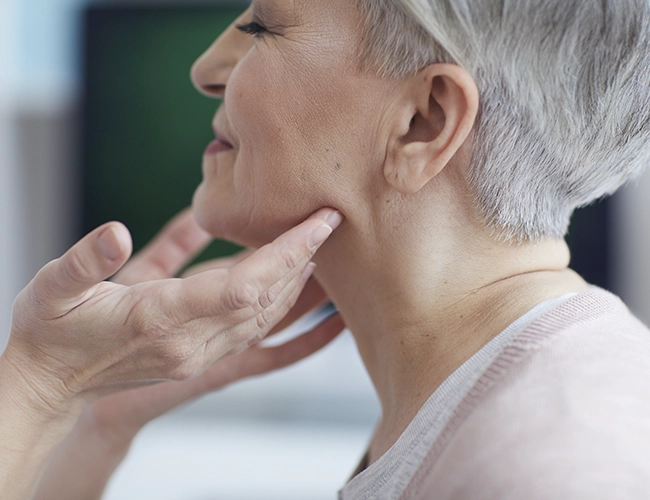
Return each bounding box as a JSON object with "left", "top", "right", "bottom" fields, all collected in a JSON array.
[
  {"left": 151, "top": 207, "right": 343, "bottom": 371},
  {"left": 305, "top": 207, "right": 346, "bottom": 224},
  {"left": 178, "top": 209, "right": 343, "bottom": 320},
  {"left": 267, "top": 278, "right": 329, "bottom": 336},
  {"left": 127, "top": 314, "right": 345, "bottom": 418},
  {"left": 193, "top": 259, "right": 315, "bottom": 360},
  {"left": 113, "top": 208, "right": 212, "bottom": 285},
  {"left": 226, "top": 209, "right": 343, "bottom": 306},
  {"left": 202, "top": 314, "right": 345, "bottom": 390},
  {"left": 32, "top": 222, "right": 133, "bottom": 303}
]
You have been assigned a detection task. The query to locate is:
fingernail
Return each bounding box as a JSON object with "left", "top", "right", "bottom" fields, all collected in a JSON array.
[
  {"left": 98, "top": 226, "right": 122, "bottom": 260},
  {"left": 309, "top": 224, "right": 333, "bottom": 249},
  {"left": 300, "top": 262, "right": 317, "bottom": 283},
  {"left": 326, "top": 211, "right": 344, "bottom": 230}
]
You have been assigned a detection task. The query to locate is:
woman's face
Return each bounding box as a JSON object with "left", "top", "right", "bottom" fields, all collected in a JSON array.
[{"left": 191, "top": 0, "right": 397, "bottom": 247}]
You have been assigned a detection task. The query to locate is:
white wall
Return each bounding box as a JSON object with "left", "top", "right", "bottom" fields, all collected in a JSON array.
[
  {"left": 0, "top": 0, "right": 21, "bottom": 349},
  {"left": 0, "top": 0, "right": 87, "bottom": 349}
]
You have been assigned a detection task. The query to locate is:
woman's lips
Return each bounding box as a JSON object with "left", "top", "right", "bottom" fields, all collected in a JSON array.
[
  {"left": 205, "top": 127, "right": 235, "bottom": 155},
  {"left": 204, "top": 139, "right": 234, "bottom": 155}
]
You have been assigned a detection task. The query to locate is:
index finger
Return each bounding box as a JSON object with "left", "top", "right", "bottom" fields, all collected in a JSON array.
[
  {"left": 226, "top": 208, "right": 343, "bottom": 304},
  {"left": 177, "top": 208, "right": 343, "bottom": 320}
]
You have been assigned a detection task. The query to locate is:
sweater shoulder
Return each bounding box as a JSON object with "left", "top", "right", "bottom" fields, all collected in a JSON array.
[{"left": 403, "top": 289, "right": 650, "bottom": 500}]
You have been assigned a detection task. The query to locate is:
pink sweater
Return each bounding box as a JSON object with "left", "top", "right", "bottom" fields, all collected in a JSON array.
[
  {"left": 403, "top": 287, "right": 650, "bottom": 499},
  {"left": 340, "top": 288, "right": 650, "bottom": 499}
]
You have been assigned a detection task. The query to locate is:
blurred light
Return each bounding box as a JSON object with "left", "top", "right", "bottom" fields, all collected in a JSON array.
[{"left": 10, "top": 0, "right": 89, "bottom": 103}]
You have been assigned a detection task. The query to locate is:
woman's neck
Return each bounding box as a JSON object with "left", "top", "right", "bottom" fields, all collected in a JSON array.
[{"left": 312, "top": 207, "right": 589, "bottom": 464}]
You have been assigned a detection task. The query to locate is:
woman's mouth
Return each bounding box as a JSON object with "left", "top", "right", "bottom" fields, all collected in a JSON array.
[
  {"left": 204, "top": 139, "right": 234, "bottom": 155},
  {"left": 205, "top": 128, "right": 235, "bottom": 156}
]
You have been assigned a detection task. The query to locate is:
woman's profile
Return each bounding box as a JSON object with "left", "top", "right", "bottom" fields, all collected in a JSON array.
[
  {"left": 190, "top": 0, "right": 650, "bottom": 497},
  {"left": 5, "top": 0, "right": 650, "bottom": 498}
]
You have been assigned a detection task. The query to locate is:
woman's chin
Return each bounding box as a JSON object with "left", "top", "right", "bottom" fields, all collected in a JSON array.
[
  {"left": 192, "top": 187, "right": 236, "bottom": 241},
  {"left": 192, "top": 196, "right": 277, "bottom": 249}
]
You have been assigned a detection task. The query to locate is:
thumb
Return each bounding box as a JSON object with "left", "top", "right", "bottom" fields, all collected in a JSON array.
[{"left": 34, "top": 222, "right": 133, "bottom": 302}]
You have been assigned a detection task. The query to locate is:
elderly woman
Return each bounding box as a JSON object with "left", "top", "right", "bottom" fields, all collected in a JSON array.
[{"left": 4, "top": 0, "right": 650, "bottom": 498}]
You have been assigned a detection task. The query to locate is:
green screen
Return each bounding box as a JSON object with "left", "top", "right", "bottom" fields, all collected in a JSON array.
[{"left": 82, "top": 4, "right": 244, "bottom": 263}]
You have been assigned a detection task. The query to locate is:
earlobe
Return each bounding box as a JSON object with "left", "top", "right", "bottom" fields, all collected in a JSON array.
[{"left": 385, "top": 64, "right": 479, "bottom": 195}]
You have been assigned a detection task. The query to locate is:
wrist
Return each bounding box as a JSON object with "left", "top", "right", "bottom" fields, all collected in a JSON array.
[
  {"left": 0, "top": 350, "right": 84, "bottom": 499},
  {"left": 0, "top": 344, "right": 81, "bottom": 424}
]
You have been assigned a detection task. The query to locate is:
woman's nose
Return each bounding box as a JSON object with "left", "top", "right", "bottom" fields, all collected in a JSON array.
[{"left": 191, "top": 10, "right": 253, "bottom": 98}]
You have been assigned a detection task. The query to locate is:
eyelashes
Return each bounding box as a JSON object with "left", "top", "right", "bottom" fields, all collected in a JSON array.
[{"left": 236, "top": 21, "right": 268, "bottom": 37}]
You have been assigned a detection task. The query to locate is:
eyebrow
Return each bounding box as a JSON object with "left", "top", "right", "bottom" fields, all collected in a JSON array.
[
  {"left": 251, "top": 1, "right": 276, "bottom": 21},
  {"left": 251, "top": 0, "right": 299, "bottom": 27}
]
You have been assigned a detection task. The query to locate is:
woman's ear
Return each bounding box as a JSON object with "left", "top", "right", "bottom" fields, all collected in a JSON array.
[{"left": 385, "top": 64, "right": 479, "bottom": 195}]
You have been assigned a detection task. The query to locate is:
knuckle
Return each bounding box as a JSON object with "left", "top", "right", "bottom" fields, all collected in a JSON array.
[
  {"left": 132, "top": 285, "right": 184, "bottom": 342},
  {"left": 279, "top": 247, "right": 303, "bottom": 271},
  {"left": 262, "top": 294, "right": 296, "bottom": 332},
  {"left": 258, "top": 284, "right": 281, "bottom": 309},
  {"left": 157, "top": 283, "right": 188, "bottom": 327},
  {"left": 140, "top": 321, "right": 166, "bottom": 342},
  {"left": 62, "top": 253, "right": 93, "bottom": 285},
  {"left": 131, "top": 300, "right": 170, "bottom": 342},
  {"left": 256, "top": 305, "right": 276, "bottom": 331},
  {"left": 159, "top": 343, "right": 196, "bottom": 380},
  {"left": 225, "top": 281, "right": 259, "bottom": 310},
  {"left": 137, "top": 314, "right": 176, "bottom": 345}
]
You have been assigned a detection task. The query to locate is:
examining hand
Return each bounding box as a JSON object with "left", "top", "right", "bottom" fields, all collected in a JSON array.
[
  {"left": 6, "top": 207, "right": 342, "bottom": 412},
  {"left": 0, "top": 207, "right": 343, "bottom": 500},
  {"left": 69, "top": 208, "right": 342, "bottom": 439},
  {"left": 30, "top": 209, "right": 344, "bottom": 500}
]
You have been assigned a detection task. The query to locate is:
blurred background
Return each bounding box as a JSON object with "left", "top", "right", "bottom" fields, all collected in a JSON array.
[{"left": 1, "top": 0, "right": 649, "bottom": 498}]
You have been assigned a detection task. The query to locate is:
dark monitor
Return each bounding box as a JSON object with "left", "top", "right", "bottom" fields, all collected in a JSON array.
[
  {"left": 82, "top": 3, "right": 244, "bottom": 263},
  {"left": 81, "top": 3, "right": 612, "bottom": 288}
]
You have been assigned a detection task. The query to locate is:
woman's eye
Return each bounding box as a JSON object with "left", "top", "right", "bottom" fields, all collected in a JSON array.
[{"left": 236, "top": 21, "right": 268, "bottom": 38}]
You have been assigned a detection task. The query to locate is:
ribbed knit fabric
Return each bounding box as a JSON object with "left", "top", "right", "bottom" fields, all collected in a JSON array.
[{"left": 341, "top": 287, "right": 650, "bottom": 499}]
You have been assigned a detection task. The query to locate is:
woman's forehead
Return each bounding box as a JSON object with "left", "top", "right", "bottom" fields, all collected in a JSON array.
[
  {"left": 251, "top": 0, "right": 355, "bottom": 24},
  {"left": 251, "top": 0, "right": 302, "bottom": 18}
]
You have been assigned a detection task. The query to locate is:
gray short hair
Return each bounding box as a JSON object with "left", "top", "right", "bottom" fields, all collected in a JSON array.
[{"left": 356, "top": 0, "right": 650, "bottom": 242}]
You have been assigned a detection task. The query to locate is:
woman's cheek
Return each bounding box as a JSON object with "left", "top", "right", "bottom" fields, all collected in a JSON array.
[{"left": 222, "top": 54, "right": 335, "bottom": 239}]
